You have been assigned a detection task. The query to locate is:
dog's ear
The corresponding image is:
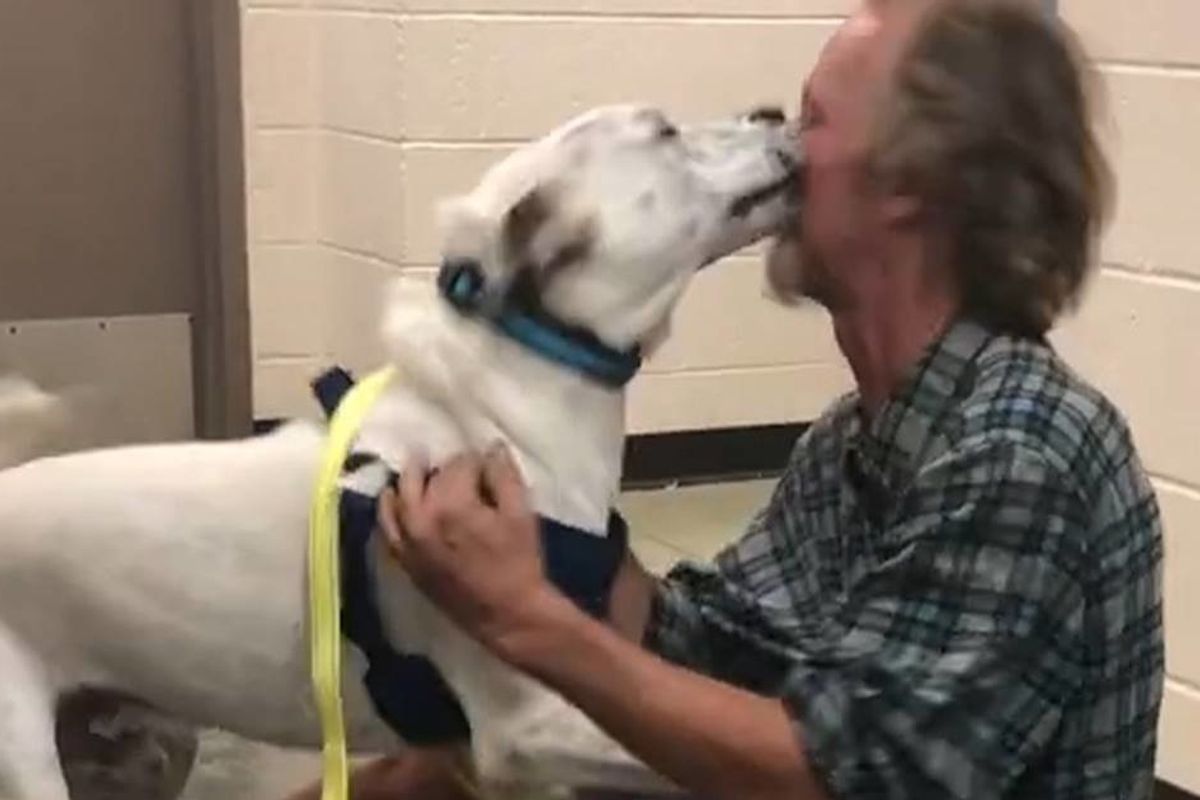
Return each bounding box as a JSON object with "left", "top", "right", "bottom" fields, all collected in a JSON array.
[
  {"left": 502, "top": 185, "right": 596, "bottom": 288},
  {"left": 503, "top": 187, "right": 553, "bottom": 265}
]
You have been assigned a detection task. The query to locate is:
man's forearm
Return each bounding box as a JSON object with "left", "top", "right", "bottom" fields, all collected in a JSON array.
[{"left": 497, "top": 592, "right": 828, "bottom": 800}]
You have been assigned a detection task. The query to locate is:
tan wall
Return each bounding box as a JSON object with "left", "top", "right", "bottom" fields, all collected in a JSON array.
[
  {"left": 1051, "top": 1, "right": 1200, "bottom": 791},
  {"left": 240, "top": 0, "right": 1199, "bottom": 789}
]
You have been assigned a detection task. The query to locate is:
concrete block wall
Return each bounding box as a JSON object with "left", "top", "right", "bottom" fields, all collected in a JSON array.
[
  {"left": 240, "top": 0, "right": 854, "bottom": 426},
  {"left": 1051, "top": 1, "right": 1200, "bottom": 791},
  {"left": 239, "top": 0, "right": 1198, "bottom": 789}
]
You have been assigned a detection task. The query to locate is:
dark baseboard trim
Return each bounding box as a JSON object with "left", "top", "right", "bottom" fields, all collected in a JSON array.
[
  {"left": 621, "top": 423, "right": 808, "bottom": 489},
  {"left": 253, "top": 418, "right": 285, "bottom": 436},
  {"left": 1158, "top": 781, "right": 1198, "bottom": 800},
  {"left": 255, "top": 418, "right": 808, "bottom": 490}
]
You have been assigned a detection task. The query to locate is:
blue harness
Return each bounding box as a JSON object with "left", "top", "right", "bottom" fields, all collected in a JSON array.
[{"left": 312, "top": 367, "right": 629, "bottom": 745}]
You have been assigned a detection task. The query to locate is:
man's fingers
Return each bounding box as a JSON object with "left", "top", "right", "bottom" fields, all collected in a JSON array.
[
  {"left": 427, "top": 453, "right": 484, "bottom": 513},
  {"left": 483, "top": 443, "right": 530, "bottom": 516},
  {"left": 395, "top": 468, "right": 428, "bottom": 533},
  {"left": 378, "top": 488, "right": 410, "bottom": 558}
]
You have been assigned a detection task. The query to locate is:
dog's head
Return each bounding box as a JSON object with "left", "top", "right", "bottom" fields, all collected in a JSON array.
[{"left": 438, "top": 104, "right": 801, "bottom": 350}]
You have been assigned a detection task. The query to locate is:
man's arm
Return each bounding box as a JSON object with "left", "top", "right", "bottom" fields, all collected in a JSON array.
[
  {"left": 495, "top": 580, "right": 826, "bottom": 800},
  {"left": 382, "top": 447, "right": 828, "bottom": 800}
]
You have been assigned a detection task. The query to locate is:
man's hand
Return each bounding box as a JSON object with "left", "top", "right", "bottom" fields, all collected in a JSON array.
[
  {"left": 282, "top": 751, "right": 475, "bottom": 800},
  {"left": 378, "top": 444, "right": 573, "bottom": 660},
  {"left": 378, "top": 445, "right": 820, "bottom": 800}
]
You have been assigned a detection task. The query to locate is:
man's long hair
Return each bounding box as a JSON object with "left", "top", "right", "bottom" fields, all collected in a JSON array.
[{"left": 871, "top": 0, "right": 1112, "bottom": 337}]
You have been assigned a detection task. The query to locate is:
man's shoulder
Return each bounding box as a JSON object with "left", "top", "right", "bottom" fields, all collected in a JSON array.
[{"left": 958, "top": 334, "right": 1139, "bottom": 495}]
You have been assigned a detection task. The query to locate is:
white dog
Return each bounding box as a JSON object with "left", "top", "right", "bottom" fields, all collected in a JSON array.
[{"left": 0, "top": 104, "right": 798, "bottom": 799}]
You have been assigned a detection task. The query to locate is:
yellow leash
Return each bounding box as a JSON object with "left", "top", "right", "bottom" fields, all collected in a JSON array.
[
  {"left": 308, "top": 366, "right": 395, "bottom": 800},
  {"left": 308, "top": 365, "right": 491, "bottom": 800}
]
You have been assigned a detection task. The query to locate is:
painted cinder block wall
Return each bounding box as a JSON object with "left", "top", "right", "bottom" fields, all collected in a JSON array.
[
  {"left": 1052, "top": 2, "right": 1200, "bottom": 791},
  {"left": 238, "top": 0, "right": 1199, "bottom": 790}
]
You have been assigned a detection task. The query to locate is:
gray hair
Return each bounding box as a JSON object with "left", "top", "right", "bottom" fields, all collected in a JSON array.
[{"left": 871, "top": 0, "right": 1112, "bottom": 337}]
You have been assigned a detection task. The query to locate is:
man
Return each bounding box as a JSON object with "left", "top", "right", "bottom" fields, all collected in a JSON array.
[{"left": 298, "top": 1, "right": 1165, "bottom": 797}]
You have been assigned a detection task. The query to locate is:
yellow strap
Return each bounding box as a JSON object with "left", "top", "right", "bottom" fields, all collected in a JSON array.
[{"left": 308, "top": 366, "right": 395, "bottom": 800}]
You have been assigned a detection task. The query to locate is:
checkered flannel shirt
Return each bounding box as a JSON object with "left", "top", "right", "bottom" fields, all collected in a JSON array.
[{"left": 645, "top": 318, "right": 1165, "bottom": 800}]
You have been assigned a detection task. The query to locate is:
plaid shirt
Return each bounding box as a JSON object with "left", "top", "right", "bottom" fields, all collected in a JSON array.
[{"left": 645, "top": 318, "right": 1164, "bottom": 800}]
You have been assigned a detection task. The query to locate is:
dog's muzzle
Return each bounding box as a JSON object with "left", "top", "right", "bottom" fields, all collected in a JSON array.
[{"left": 728, "top": 146, "right": 803, "bottom": 220}]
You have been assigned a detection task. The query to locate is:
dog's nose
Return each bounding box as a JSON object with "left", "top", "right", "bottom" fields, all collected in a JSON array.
[{"left": 746, "top": 106, "right": 787, "bottom": 126}]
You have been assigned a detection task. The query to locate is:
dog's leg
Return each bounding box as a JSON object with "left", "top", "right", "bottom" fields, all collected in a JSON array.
[
  {"left": 56, "top": 688, "right": 199, "bottom": 800},
  {"left": 0, "top": 624, "right": 72, "bottom": 800}
]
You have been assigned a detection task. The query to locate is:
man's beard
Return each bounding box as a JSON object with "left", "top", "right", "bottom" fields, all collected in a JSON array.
[{"left": 765, "top": 229, "right": 834, "bottom": 308}]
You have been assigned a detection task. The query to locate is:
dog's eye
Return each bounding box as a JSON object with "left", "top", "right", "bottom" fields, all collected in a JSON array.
[{"left": 657, "top": 124, "right": 680, "bottom": 140}]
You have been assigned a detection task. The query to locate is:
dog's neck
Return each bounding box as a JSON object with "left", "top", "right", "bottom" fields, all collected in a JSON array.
[{"left": 354, "top": 278, "right": 627, "bottom": 532}]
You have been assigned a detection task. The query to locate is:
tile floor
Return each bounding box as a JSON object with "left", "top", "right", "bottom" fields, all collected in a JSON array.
[{"left": 174, "top": 479, "right": 777, "bottom": 800}]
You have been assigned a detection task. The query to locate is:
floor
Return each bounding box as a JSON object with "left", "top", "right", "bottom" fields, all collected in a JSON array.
[{"left": 174, "top": 480, "right": 778, "bottom": 800}]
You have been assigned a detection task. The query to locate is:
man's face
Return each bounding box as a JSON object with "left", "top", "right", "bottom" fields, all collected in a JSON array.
[{"left": 772, "top": 8, "right": 898, "bottom": 308}]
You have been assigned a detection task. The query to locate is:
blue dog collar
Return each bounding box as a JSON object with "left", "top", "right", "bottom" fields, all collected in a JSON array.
[{"left": 438, "top": 258, "right": 643, "bottom": 389}]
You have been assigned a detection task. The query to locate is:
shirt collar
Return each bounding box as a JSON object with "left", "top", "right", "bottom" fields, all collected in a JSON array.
[{"left": 848, "top": 317, "right": 996, "bottom": 494}]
